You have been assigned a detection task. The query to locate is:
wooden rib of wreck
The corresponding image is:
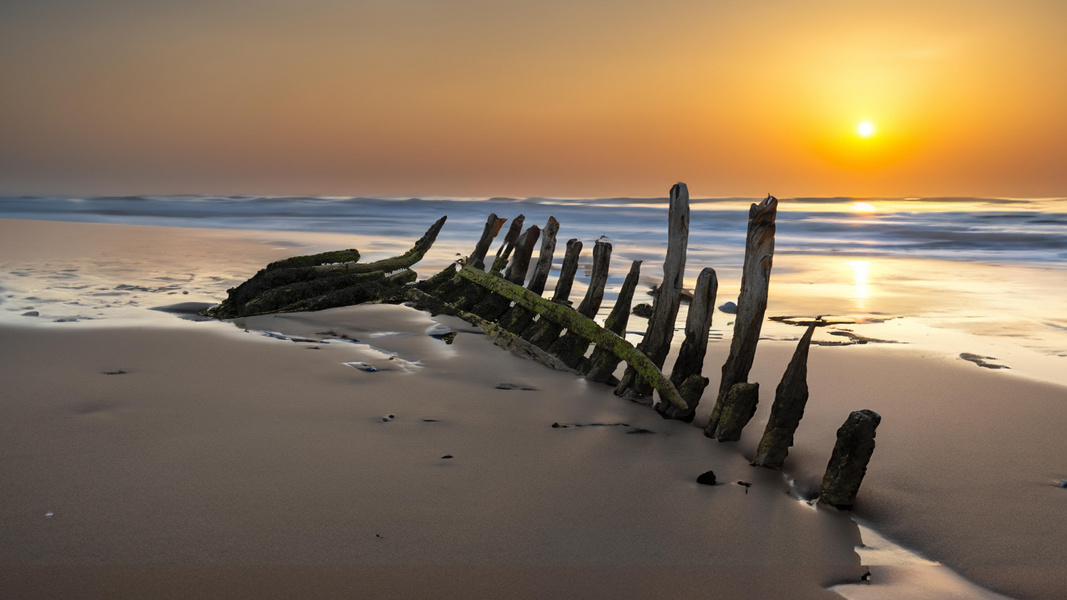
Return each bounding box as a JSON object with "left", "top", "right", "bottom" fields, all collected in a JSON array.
[{"left": 202, "top": 183, "right": 881, "bottom": 508}]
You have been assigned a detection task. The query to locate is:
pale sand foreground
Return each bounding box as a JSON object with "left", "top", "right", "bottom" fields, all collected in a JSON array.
[{"left": 1, "top": 218, "right": 1066, "bottom": 599}]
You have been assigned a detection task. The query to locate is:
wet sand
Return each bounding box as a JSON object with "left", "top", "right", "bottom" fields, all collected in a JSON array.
[{"left": 2, "top": 217, "right": 1066, "bottom": 599}]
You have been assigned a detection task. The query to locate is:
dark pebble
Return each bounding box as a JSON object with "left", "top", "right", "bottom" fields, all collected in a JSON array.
[
  {"left": 696, "top": 471, "right": 717, "bottom": 486},
  {"left": 441, "top": 454, "right": 453, "bottom": 459},
  {"left": 102, "top": 370, "right": 127, "bottom": 375},
  {"left": 22, "top": 311, "right": 39, "bottom": 317},
  {"left": 737, "top": 481, "right": 752, "bottom": 488},
  {"left": 388, "top": 415, "right": 395, "bottom": 419},
  {"left": 423, "top": 419, "right": 439, "bottom": 423},
  {"left": 1057, "top": 480, "right": 1067, "bottom": 488},
  {"left": 626, "top": 427, "right": 654, "bottom": 435}
]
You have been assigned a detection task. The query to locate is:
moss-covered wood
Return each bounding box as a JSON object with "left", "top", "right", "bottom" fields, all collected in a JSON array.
[
  {"left": 584, "top": 259, "right": 642, "bottom": 383},
  {"left": 457, "top": 264, "right": 687, "bottom": 411},
  {"left": 658, "top": 267, "right": 718, "bottom": 421},
  {"left": 520, "top": 238, "right": 582, "bottom": 347},
  {"left": 205, "top": 216, "right": 445, "bottom": 318},
  {"left": 548, "top": 238, "right": 611, "bottom": 368},
  {"left": 497, "top": 217, "right": 559, "bottom": 333},
  {"left": 470, "top": 225, "right": 540, "bottom": 321}
]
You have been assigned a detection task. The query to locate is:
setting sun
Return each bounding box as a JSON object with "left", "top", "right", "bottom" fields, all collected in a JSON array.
[{"left": 857, "top": 121, "right": 876, "bottom": 138}]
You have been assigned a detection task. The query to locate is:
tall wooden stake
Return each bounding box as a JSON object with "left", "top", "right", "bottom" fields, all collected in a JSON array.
[{"left": 614, "top": 183, "right": 690, "bottom": 400}]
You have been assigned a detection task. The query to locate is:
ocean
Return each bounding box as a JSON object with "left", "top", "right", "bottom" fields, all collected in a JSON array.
[{"left": 2, "top": 194, "right": 1066, "bottom": 385}]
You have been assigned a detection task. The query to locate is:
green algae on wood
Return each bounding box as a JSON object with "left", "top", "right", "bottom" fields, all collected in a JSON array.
[{"left": 457, "top": 264, "right": 687, "bottom": 411}]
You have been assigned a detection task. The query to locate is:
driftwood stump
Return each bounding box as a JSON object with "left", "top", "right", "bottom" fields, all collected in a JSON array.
[
  {"left": 706, "top": 382, "right": 760, "bottom": 441},
  {"left": 705, "top": 195, "right": 776, "bottom": 436},
  {"left": 615, "top": 183, "right": 690, "bottom": 401},
  {"left": 819, "top": 410, "right": 881, "bottom": 510},
  {"left": 657, "top": 267, "right": 718, "bottom": 421},
  {"left": 752, "top": 323, "right": 816, "bottom": 468}
]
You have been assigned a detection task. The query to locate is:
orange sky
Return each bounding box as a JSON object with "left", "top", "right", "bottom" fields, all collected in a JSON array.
[{"left": 2, "top": 0, "right": 1065, "bottom": 198}]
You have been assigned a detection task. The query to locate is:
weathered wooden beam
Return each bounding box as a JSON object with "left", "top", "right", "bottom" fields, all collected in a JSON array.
[
  {"left": 283, "top": 269, "right": 417, "bottom": 313},
  {"left": 615, "top": 183, "right": 690, "bottom": 400},
  {"left": 265, "top": 248, "right": 360, "bottom": 271},
  {"left": 520, "top": 238, "right": 582, "bottom": 346},
  {"left": 470, "top": 225, "right": 541, "bottom": 321},
  {"left": 705, "top": 195, "right": 777, "bottom": 436},
  {"left": 404, "top": 288, "right": 577, "bottom": 374},
  {"left": 818, "top": 410, "right": 881, "bottom": 510},
  {"left": 584, "top": 259, "right": 642, "bottom": 383},
  {"left": 657, "top": 267, "right": 718, "bottom": 421},
  {"left": 457, "top": 264, "right": 687, "bottom": 411},
  {"left": 752, "top": 323, "right": 817, "bottom": 468},
  {"left": 497, "top": 217, "right": 559, "bottom": 333},
  {"left": 208, "top": 216, "right": 446, "bottom": 318},
  {"left": 706, "top": 381, "right": 759, "bottom": 442},
  {"left": 548, "top": 238, "right": 612, "bottom": 368}
]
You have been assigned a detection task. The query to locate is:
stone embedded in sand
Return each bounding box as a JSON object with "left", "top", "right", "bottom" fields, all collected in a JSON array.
[
  {"left": 818, "top": 409, "right": 881, "bottom": 510},
  {"left": 21, "top": 311, "right": 39, "bottom": 317},
  {"left": 696, "top": 470, "right": 718, "bottom": 486},
  {"left": 718, "top": 301, "right": 737, "bottom": 314}
]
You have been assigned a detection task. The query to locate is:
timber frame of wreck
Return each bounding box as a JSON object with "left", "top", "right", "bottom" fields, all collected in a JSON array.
[{"left": 205, "top": 183, "right": 881, "bottom": 510}]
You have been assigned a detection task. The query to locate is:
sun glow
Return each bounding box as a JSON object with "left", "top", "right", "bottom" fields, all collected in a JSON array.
[
  {"left": 857, "top": 121, "right": 876, "bottom": 138},
  {"left": 852, "top": 201, "right": 878, "bottom": 213}
]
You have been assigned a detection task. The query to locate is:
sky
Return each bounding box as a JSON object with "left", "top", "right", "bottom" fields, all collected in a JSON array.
[{"left": 2, "top": 0, "right": 1066, "bottom": 199}]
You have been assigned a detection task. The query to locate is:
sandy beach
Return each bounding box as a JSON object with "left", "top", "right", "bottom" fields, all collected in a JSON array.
[{"left": 1, "top": 218, "right": 1065, "bottom": 599}]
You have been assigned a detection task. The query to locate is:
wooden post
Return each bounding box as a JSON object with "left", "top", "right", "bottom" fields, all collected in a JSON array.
[
  {"left": 818, "top": 410, "right": 881, "bottom": 510},
  {"left": 469, "top": 225, "right": 541, "bottom": 321},
  {"left": 706, "top": 382, "right": 759, "bottom": 442},
  {"left": 521, "top": 239, "right": 582, "bottom": 347},
  {"left": 657, "top": 267, "right": 718, "bottom": 421},
  {"left": 584, "top": 259, "right": 642, "bottom": 383},
  {"left": 548, "top": 238, "right": 612, "bottom": 368},
  {"left": 498, "top": 217, "right": 559, "bottom": 333},
  {"left": 752, "top": 323, "right": 816, "bottom": 468},
  {"left": 614, "top": 183, "right": 690, "bottom": 400},
  {"left": 705, "top": 195, "right": 777, "bottom": 437}
]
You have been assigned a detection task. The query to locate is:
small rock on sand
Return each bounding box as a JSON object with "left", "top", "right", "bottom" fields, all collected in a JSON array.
[
  {"left": 632, "top": 303, "right": 653, "bottom": 318},
  {"left": 718, "top": 301, "right": 738, "bottom": 314},
  {"left": 696, "top": 471, "right": 718, "bottom": 485},
  {"left": 21, "top": 311, "right": 39, "bottom": 317}
]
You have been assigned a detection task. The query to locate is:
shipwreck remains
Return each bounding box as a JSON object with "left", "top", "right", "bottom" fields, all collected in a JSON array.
[{"left": 204, "top": 183, "right": 881, "bottom": 509}]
